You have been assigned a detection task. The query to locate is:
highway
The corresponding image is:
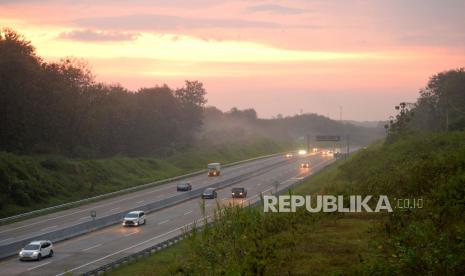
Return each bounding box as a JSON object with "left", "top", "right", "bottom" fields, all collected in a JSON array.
[
  {"left": 0, "top": 152, "right": 335, "bottom": 275},
  {"left": 0, "top": 155, "right": 283, "bottom": 246}
]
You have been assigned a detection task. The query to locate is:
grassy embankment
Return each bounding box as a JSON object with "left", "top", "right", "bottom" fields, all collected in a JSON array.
[
  {"left": 0, "top": 138, "right": 293, "bottom": 218},
  {"left": 109, "top": 131, "right": 465, "bottom": 275}
]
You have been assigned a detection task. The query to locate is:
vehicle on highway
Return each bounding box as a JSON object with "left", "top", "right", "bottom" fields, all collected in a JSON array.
[
  {"left": 322, "top": 150, "right": 333, "bottom": 156},
  {"left": 208, "top": 163, "right": 221, "bottom": 176},
  {"left": 231, "top": 187, "right": 247, "bottom": 198},
  {"left": 202, "top": 188, "right": 217, "bottom": 199},
  {"left": 122, "top": 211, "right": 146, "bottom": 227},
  {"left": 285, "top": 153, "right": 293, "bottom": 158},
  {"left": 19, "top": 240, "right": 53, "bottom": 261},
  {"left": 300, "top": 162, "right": 310, "bottom": 168},
  {"left": 298, "top": 149, "right": 307, "bottom": 155},
  {"left": 177, "top": 182, "right": 192, "bottom": 191}
]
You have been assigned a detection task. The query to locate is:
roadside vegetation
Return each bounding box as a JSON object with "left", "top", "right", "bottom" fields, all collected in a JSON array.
[{"left": 109, "top": 68, "right": 465, "bottom": 275}]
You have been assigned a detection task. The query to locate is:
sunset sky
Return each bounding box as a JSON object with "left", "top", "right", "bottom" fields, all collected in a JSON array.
[{"left": 1, "top": 0, "right": 464, "bottom": 121}]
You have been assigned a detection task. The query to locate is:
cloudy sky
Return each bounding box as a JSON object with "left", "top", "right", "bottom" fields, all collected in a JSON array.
[{"left": 1, "top": 0, "right": 464, "bottom": 120}]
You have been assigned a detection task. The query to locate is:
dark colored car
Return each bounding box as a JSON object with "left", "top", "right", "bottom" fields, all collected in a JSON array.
[
  {"left": 231, "top": 187, "right": 247, "bottom": 198},
  {"left": 202, "top": 188, "right": 217, "bottom": 199},
  {"left": 177, "top": 182, "right": 192, "bottom": 191}
]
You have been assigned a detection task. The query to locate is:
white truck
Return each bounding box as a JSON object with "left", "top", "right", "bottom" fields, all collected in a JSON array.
[{"left": 207, "top": 163, "right": 221, "bottom": 177}]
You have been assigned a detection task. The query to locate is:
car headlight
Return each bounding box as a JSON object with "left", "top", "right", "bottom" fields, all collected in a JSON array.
[
  {"left": 32, "top": 252, "right": 38, "bottom": 256},
  {"left": 19, "top": 252, "right": 24, "bottom": 256}
]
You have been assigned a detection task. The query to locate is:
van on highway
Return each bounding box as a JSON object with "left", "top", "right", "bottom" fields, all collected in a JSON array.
[{"left": 208, "top": 163, "right": 221, "bottom": 176}]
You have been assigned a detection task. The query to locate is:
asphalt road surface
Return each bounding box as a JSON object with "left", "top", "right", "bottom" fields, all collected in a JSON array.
[{"left": 0, "top": 152, "right": 335, "bottom": 275}]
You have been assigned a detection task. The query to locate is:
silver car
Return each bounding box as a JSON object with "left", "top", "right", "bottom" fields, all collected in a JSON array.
[{"left": 19, "top": 240, "right": 53, "bottom": 261}]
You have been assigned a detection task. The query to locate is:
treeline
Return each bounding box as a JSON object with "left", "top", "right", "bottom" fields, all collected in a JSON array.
[
  {"left": 201, "top": 106, "right": 384, "bottom": 147},
  {"left": 0, "top": 28, "right": 206, "bottom": 157},
  {"left": 1, "top": 28, "right": 383, "bottom": 159},
  {"left": 386, "top": 68, "right": 465, "bottom": 140}
]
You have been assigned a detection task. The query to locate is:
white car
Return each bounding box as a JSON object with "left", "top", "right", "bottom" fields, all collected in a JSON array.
[
  {"left": 19, "top": 240, "right": 53, "bottom": 261},
  {"left": 122, "top": 211, "right": 146, "bottom": 227}
]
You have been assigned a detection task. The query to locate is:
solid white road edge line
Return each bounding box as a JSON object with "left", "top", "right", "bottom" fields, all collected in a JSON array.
[{"left": 27, "top": 261, "right": 51, "bottom": 271}]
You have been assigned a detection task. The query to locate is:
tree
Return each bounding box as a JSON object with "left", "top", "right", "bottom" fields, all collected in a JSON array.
[
  {"left": 174, "top": 80, "right": 207, "bottom": 147},
  {"left": 0, "top": 28, "right": 43, "bottom": 151},
  {"left": 386, "top": 68, "right": 465, "bottom": 141}
]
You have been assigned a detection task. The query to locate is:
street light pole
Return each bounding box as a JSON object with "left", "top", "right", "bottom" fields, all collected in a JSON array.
[{"left": 306, "top": 134, "right": 310, "bottom": 153}]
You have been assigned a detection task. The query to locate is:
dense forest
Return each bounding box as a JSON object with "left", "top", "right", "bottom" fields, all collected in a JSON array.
[{"left": 0, "top": 28, "right": 206, "bottom": 157}]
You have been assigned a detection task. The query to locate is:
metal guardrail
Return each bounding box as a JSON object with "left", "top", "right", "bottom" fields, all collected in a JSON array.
[
  {"left": 0, "top": 154, "right": 292, "bottom": 259},
  {"left": 81, "top": 158, "right": 336, "bottom": 276},
  {"left": 0, "top": 152, "right": 288, "bottom": 224},
  {"left": 82, "top": 232, "right": 192, "bottom": 276}
]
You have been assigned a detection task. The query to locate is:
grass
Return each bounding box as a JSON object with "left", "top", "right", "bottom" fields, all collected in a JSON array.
[
  {"left": 289, "top": 214, "right": 381, "bottom": 275},
  {"left": 0, "top": 138, "right": 294, "bottom": 219}
]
